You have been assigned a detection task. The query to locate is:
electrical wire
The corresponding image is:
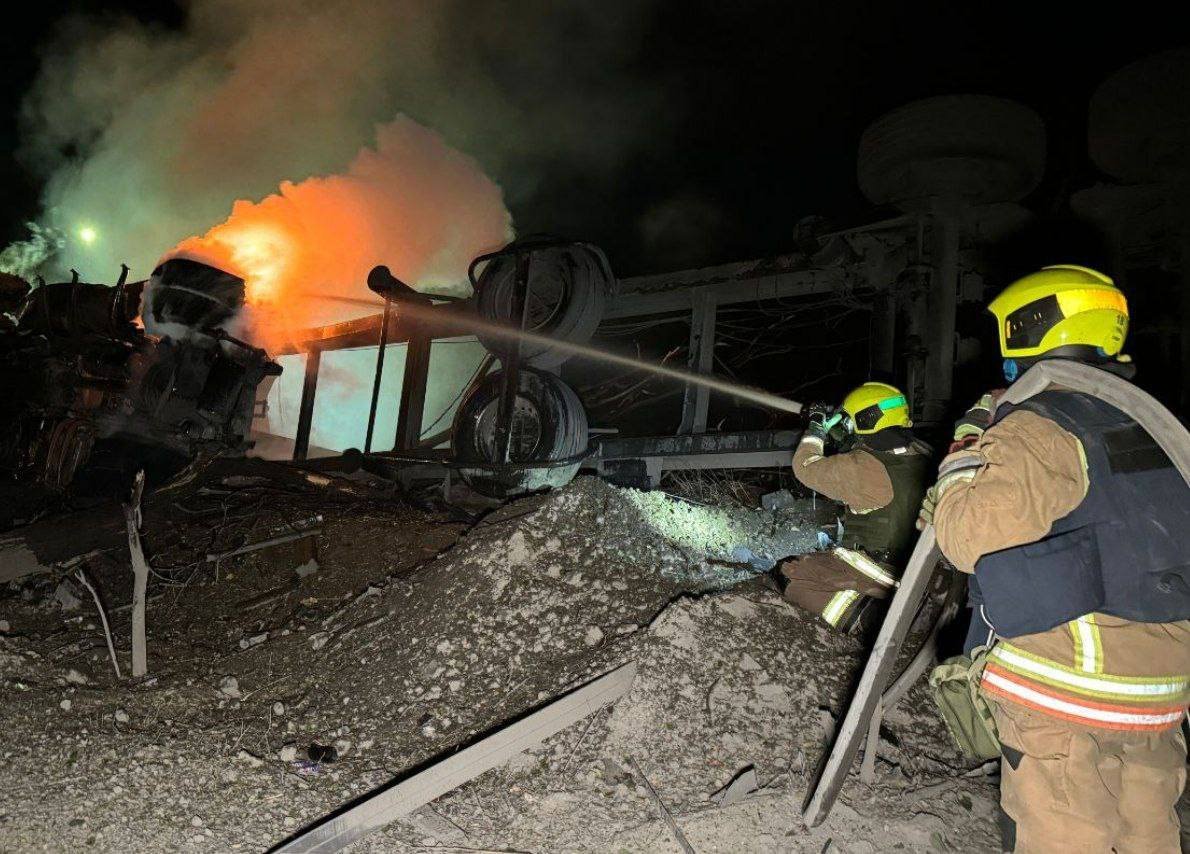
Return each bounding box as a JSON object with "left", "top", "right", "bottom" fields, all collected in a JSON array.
[{"left": 417, "top": 357, "right": 492, "bottom": 441}]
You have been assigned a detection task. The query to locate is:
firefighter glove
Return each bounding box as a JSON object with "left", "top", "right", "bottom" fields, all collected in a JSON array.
[
  {"left": 952, "top": 390, "right": 1005, "bottom": 442},
  {"left": 805, "top": 403, "right": 838, "bottom": 442}
]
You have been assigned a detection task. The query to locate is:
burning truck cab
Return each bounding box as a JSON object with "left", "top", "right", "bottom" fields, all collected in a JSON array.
[{"left": 0, "top": 259, "right": 279, "bottom": 520}]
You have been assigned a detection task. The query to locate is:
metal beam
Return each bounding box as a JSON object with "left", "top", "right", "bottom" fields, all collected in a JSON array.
[
  {"left": 364, "top": 298, "right": 392, "bottom": 454},
  {"left": 678, "top": 288, "right": 717, "bottom": 434},
  {"left": 293, "top": 348, "right": 322, "bottom": 461},
  {"left": 393, "top": 332, "right": 432, "bottom": 452},
  {"left": 605, "top": 268, "right": 854, "bottom": 319},
  {"left": 590, "top": 429, "right": 800, "bottom": 461},
  {"left": 278, "top": 301, "right": 475, "bottom": 356}
]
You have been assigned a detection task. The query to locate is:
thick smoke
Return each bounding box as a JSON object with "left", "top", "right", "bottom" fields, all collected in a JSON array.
[
  {"left": 169, "top": 116, "right": 512, "bottom": 351},
  {"left": 0, "top": 223, "right": 64, "bottom": 280},
  {"left": 13, "top": 0, "right": 665, "bottom": 453},
  {"left": 17, "top": 0, "right": 664, "bottom": 284}
]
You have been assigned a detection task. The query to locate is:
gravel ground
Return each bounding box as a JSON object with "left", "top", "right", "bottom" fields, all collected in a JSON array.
[{"left": 1, "top": 474, "right": 1013, "bottom": 852}]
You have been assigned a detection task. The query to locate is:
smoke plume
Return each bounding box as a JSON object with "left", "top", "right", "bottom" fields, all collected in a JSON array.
[
  {"left": 170, "top": 116, "right": 511, "bottom": 351},
  {"left": 16, "top": 0, "right": 664, "bottom": 290}
]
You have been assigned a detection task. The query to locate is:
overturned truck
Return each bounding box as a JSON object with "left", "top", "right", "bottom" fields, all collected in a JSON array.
[{"left": 0, "top": 259, "right": 279, "bottom": 521}]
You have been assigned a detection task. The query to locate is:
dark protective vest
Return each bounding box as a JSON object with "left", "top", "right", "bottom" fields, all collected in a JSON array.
[
  {"left": 840, "top": 427, "right": 932, "bottom": 565},
  {"left": 973, "top": 390, "right": 1190, "bottom": 639}
]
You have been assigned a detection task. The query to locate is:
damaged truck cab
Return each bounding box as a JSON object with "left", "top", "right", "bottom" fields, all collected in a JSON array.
[{"left": 0, "top": 260, "right": 279, "bottom": 518}]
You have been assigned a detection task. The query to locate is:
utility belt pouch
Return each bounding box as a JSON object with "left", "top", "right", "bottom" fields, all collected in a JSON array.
[{"left": 928, "top": 645, "right": 1000, "bottom": 761}]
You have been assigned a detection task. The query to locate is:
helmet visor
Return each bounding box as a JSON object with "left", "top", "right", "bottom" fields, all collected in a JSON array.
[
  {"left": 853, "top": 394, "right": 907, "bottom": 431},
  {"left": 1004, "top": 288, "right": 1127, "bottom": 351},
  {"left": 1004, "top": 295, "right": 1063, "bottom": 351}
]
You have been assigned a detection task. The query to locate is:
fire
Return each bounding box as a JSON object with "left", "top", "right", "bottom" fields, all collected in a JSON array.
[{"left": 166, "top": 116, "right": 512, "bottom": 353}]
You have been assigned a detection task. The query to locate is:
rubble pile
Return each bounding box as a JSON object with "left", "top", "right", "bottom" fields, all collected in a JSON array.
[{"left": 0, "top": 476, "right": 1007, "bottom": 852}]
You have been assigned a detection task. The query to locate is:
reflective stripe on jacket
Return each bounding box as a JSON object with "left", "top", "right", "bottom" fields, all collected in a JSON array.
[{"left": 980, "top": 614, "right": 1190, "bottom": 731}]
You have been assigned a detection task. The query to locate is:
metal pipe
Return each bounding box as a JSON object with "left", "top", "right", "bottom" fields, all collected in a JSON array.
[{"left": 206, "top": 526, "right": 322, "bottom": 562}]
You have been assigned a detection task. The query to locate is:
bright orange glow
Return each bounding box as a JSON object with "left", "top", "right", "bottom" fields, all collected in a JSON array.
[{"left": 164, "top": 117, "right": 512, "bottom": 353}]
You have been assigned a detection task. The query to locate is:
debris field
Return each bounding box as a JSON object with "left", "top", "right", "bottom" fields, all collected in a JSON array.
[{"left": 3, "top": 470, "right": 1025, "bottom": 852}]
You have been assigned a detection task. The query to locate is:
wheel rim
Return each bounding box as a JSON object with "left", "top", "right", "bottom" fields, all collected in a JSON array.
[
  {"left": 522, "top": 257, "right": 570, "bottom": 332},
  {"left": 472, "top": 395, "right": 545, "bottom": 462}
]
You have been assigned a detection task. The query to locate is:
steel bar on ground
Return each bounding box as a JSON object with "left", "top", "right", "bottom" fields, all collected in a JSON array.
[
  {"left": 205, "top": 527, "right": 323, "bottom": 563},
  {"left": 629, "top": 757, "right": 695, "bottom": 854},
  {"left": 272, "top": 662, "right": 637, "bottom": 853}
]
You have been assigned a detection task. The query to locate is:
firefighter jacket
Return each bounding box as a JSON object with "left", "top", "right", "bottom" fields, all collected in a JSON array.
[
  {"left": 792, "top": 426, "right": 932, "bottom": 564},
  {"left": 934, "top": 384, "right": 1190, "bottom": 732}
]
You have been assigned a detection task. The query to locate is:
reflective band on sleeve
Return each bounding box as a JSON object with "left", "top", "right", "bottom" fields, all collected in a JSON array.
[
  {"left": 990, "top": 644, "right": 1187, "bottom": 700},
  {"left": 983, "top": 668, "right": 1187, "bottom": 731},
  {"left": 832, "top": 547, "right": 898, "bottom": 588},
  {"left": 934, "top": 467, "right": 978, "bottom": 502},
  {"left": 798, "top": 435, "right": 825, "bottom": 455},
  {"left": 1069, "top": 615, "right": 1103, "bottom": 674},
  {"left": 822, "top": 589, "right": 862, "bottom": 627}
]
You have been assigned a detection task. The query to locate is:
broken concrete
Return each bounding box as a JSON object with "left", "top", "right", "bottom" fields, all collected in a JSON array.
[{"left": 0, "top": 475, "right": 1070, "bottom": 851}]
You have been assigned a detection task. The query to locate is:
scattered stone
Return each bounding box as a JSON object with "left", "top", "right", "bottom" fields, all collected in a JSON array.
[
  {"left": 279, "top": 744, "right": 299, "bottom": 762},
  {"left": 219, "top": 676, "right": 242, "bottom": 698},
  {"left": 59, "top": 699, "right": 71, "bottom": 711},
  {"left": 236, "top": 750, "right": 264, "bottom": 768},
  {"left": 760, "top": 488, "right": 795, "bottom": 511},
  {"left": 0, "top": 619, "right": 9, "bottom": 632},
  {"left": 294, "top": 559, "right": 320, "bottom": 579},
  {"left": 64, "top": 669, "right": 88, "bottom": 686},
  {"left": 239, "top": 633, "right": 268, "bottom": 650},
  {"left": 190, "top": 816, "right": 203, "bottom": 828},
  {"left": 53, "top": 581, "right": 81, "bottom": 612},
  {"left": 272, "top": 701, "right": 286, "bottom": 716},
  {"left": 584, "top": 626, "right": 604, "bottom": 647},
  {"left": 114, "top": 709, "right": 130, "bottom": 724},
  {"left": 309, "top": 632, "right": 329, "bottom": 650}
]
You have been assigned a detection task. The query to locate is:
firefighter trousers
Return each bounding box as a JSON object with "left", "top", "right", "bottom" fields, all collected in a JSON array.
[
  {"left": 991, "top": 700, "right": 1186, "bottom": 853},
  {"left": 776, "top": 550, "right": 893, "bottom": 630}
]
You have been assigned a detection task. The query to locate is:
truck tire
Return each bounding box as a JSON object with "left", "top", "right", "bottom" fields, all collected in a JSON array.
[
  {"left": 1089, "top": 49, "right": 1190, "bottom": 183},
  {"left": 474, "top": 241, "right": 608, "bottom": 369},
  {"left": 452, "top": 368, "right": 588, "bottom": 497},
  {"left": 857, "top": 96, "right": 1046, "bottom": 210}
]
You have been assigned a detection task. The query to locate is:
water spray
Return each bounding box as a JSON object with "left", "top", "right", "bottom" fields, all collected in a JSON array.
[{"left": 315, "top": 268, "right": 804, "bottom": 418}]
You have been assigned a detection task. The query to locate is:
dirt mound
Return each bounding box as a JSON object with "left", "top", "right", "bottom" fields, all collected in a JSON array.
[{"left": 0, "top": 474, "right": 1003, "bottom": 852}]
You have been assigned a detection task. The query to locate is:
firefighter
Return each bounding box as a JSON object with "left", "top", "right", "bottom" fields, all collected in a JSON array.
[
  {"left": 922, "top": 265, "right": 1190, "bottom": 852},
  {"left": 772, "top": 382, "right": 931, "bottom": 633}
]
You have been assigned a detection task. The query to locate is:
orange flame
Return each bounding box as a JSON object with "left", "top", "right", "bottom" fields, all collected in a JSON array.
[{"left": 168, "top": 117, "right": 512, "bottom": 353}]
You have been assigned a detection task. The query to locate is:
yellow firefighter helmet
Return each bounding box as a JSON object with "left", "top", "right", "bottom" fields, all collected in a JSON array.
[
  {"left": 988, "top": 265, "right": 1128, "bottom": 362},
  {"left": 841, "top": 382, "right": 911, "bottom": 435}
]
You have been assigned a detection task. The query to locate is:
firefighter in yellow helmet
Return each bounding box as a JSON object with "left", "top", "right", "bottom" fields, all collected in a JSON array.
[
  {"left": 922, "top": 265, "right": 1190, "bottom": 852},
  {"left": 772, "top": 381, "right": 932, "bottom": 634}
]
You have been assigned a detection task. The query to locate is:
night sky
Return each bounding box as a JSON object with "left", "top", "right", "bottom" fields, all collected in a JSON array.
[{"left": 0, "top": 3, "right": 1181, "bottom": 276}]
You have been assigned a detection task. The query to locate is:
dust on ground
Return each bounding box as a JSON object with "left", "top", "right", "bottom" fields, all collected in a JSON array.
[{"left": 1, "top": 472, "right": 1006, "bottom": 852}]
